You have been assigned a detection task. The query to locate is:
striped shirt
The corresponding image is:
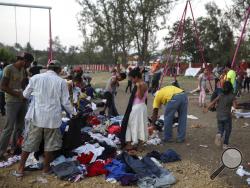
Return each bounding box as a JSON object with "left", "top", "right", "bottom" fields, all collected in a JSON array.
[{"left": 23, "top": 70, "right": 73, "bottom": 129}]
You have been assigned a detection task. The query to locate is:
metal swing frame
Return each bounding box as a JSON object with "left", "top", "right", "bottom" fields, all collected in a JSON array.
[
  {"left": 158, "top": 0, "right": 211, "bottom": 90},
  {"left": 0, "top": 2, "right": 53, "bottom": 62}
]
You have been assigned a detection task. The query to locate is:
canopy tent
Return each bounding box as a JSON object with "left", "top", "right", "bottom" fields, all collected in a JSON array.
[{"left": 184, "top": 67, "right": 201, "bottom": 77}]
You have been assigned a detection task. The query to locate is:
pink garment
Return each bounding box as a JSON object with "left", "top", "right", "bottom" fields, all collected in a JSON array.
[
  {"left": 199, "top": 88, "right": 206, "bottom": 106},
  {"left": 133, "top": 91, "right": 148, "bottom": 105}
]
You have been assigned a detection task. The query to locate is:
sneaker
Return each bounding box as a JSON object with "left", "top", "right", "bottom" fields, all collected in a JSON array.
[
  {"left": 214, "top": 134, "right": 222, "bottom": 147},
  {"left": 223, "top": 144, "right": 229, "bottom": 150}
]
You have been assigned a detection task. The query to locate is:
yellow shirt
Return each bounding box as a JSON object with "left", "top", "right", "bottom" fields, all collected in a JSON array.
[
  {"left": 225, "top": 70, "right": 236, "bottom": 88},
  {"left": 153, "top": 86, "right": 184, "bottom": 109}
]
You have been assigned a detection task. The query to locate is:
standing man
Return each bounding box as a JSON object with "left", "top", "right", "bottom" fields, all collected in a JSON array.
[
  {"left": 101, "top": 65, "right": 126, "bottom": 117},
  {"left": 224, "top": 63, "right": 236, "bottom": 93},
  {"left": 14, "top": 60, "right": 73, "bottom": 176},
  {"left": 0, "top": 52, "right": 33, "bottom": 160},
  {"left": 125, "top": 67, "right": 133, "bottom": 93},
  {"left": 151, "top": 85, "right": 188, "bottom": 143},
  {"left": 151, "top": 59, "right": 162, "bottom": 94}
]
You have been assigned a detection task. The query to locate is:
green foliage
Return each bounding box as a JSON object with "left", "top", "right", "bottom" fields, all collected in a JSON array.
[
  {"left": 165, "top": 2, "right": 235, "bottom": 65},
  {"left": 77, "top": 0, "right": 176, "bottom": 64},
  {"left": 0, "top": 47, "right": 15, "bottom": 63}
]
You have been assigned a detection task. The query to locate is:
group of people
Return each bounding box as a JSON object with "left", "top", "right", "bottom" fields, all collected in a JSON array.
[
  {"left": 104, "top": 65, "right": 188, "bottom": 151},
  {"left": 195, "top": 63, "right": 250, "bottom": 108},
  {"left": 194, "top": 62, "right": 249, "bottom": 149},
  {"left": 0, "top": 53, "right": 76, "bottom": 177},
  {"left": 0, "top": 52, "right": 248, "bottom": 178}
]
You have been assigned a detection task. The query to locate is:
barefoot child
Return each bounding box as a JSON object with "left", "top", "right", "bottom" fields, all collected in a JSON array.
[{"left": 204, "top": 81, "right": 237, "bottom": 149}]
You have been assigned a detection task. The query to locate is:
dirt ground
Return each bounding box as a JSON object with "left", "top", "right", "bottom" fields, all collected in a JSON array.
[{"left": 0, "top": 72, "right": 250, "bottom": 188}]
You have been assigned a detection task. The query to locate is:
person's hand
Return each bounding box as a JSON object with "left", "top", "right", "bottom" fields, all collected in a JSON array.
[
  {"left": 17, "top": 92, "right": 26, "bottom": 101},
  {"left": 203, "top": 108, "right": 208, "bottom": 113}
]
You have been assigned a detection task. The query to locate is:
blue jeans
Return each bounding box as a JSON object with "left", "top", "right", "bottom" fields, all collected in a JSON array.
[
  {"left": 164, "top": 93, "right": 188, "bottom": 141},
  {"left": 217, "top": 118, "right": 232, "bottom": 145}
]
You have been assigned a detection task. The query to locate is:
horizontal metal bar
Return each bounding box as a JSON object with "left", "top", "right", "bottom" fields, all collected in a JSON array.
[{"left": 0, "top": 2, "right": 51, "bottom": 9}]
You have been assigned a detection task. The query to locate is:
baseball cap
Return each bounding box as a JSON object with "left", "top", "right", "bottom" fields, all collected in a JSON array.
[
  {"left": 48, "top": 60, "right": 61, "bottom": 68},
  {"left": 16, "top": 52, "right": 34, "bottom": 63}
]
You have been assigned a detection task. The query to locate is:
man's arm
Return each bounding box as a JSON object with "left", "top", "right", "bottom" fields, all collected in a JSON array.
[
  {"left": 151, "top": 108, "right": 159, "bottom": 125},
  {"left": 23, "top": 79, "right": 34, "bottom": 99},
  {"left": 61, "top": 80, "right": 73, "bottom": 115},
  {"left": 204, "top": 96, "right": 220, "bottom": 113},
  {"left": 1, "top": 77, "right": 22, "bottom": 98}
]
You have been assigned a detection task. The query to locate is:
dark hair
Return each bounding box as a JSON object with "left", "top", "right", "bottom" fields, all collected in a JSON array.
[
  {"left": 73, "top": 74, "right": 82, "bottom": 82},
  {"left": 119, "top": 72, "right": 127, "bottom": 80},
  {"left": 225, "top": 62, "right": 231, "bottom": 69},
  {"left": 223, "top": 81, "right": 233, "bottom": 95},
  {"left": 48, "top": 66, "right": 61, "bottom": 73},
  {"left": 33, "top": 61, "right": 38, "bottom": 66},
  {"left": 172, "top": 80, "right": 180, "bottom": 88},
  {"left": 128, "top": 67, "right": 142, "bottom": 79}
]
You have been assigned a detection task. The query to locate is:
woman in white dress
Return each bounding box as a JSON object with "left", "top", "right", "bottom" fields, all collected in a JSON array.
[{"left": 125, "top": 68, "right": 148, "bottom": 151}]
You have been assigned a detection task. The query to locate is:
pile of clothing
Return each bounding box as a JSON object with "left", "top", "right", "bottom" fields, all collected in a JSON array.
[{"left": 22, "top": 89, "right": 179, "bottom": 186}]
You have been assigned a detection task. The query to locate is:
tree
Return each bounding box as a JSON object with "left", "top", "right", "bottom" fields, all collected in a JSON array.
[
  {"left": 77, "top": 0, "right": 132, "bottom": 64},
  {"left": 227, "top": 0, "right": 250, "bottom": 63},
  {"left": 165, "top": 2, "right": 234, "bottom": 65},
  {"left": 24, "top": 42, "right": 33, "bottom": 53},
  {"left": 125, "top": 0, "right": 174, "bottom": 63},
  {"left": 77, "top": 0, "right": 176, "bottom": 64},
  {"left": 0, "top": 47, "right": 15, "bottom": 63}
]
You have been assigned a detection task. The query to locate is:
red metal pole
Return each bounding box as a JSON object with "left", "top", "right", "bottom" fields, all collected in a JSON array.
[
  {"left": 189, "top": 1, "right": 213, "bottom": 91},
  {"left": 174, "top": 4, "right": 188, "bottom": 80},
  {"left": 231, "top": 7, "right": 250, "bottom": 69},
  {"left": 48, "top": 9, "right": 53, "bottom": 63},
  {"left": 158, "top": 1, "right": 188, "bottom": 89},
  {"left": 188, "top": 0, "right": 205, "bottom": 65}
]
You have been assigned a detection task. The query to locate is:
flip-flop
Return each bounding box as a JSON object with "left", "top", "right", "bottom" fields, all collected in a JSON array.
[{"left": 12, "top": 170, "right": 24, "bottom": 178}]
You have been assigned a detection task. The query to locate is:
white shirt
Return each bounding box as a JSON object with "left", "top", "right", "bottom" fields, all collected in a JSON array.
[
  {"left": 73, "top": 143, "right": 105, "bottom": 163},
  {"left": 23, "top": 70, "right": 73, "bottom": 129}
]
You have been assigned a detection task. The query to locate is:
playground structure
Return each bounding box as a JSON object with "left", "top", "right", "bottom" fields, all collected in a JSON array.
[
  {"left": 0, "top": 2, "right": 53, "bottom": 62},
  {"left": 158, "top": 0, "right": 250, "bottom": 90}
]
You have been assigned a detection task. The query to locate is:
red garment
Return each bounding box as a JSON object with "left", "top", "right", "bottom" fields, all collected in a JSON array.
[
  {"left": 86, "top": 160, "right": 108, "bottom": 177},
  {"left": 87, "top": 116, "right": 100, "bottom": 125},
  {"left": 107, "top": 125, "right": 121, "bottom": 134},
  {"left": 77, "top": 152, "right": 94, "bottom": 165}
]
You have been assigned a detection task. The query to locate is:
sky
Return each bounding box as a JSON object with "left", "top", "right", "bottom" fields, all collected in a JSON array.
[{"left": 0, "top": 0, "right": 233, "bottom": 50}]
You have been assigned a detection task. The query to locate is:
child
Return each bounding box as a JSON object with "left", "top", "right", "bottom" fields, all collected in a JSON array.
[
  {"left": 204, "top": 81, "right": 237, "bottom": 149},
  {"left": 198, "top": 68, "right": 209, "bottom": 107}
]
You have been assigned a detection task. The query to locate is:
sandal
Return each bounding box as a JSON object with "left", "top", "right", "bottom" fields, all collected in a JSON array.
[{"left": 12, "top": 170, "right": 24, "bottom": 178}]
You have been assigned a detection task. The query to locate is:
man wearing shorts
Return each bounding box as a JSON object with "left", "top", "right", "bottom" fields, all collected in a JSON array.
[{"left": 14, "top": 60, "right": 73, "bottom": 176}]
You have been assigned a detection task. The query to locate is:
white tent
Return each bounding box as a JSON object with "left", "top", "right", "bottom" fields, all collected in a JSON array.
[{"left": 184, "top": 67, "right": 201, "bottom": 77}]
